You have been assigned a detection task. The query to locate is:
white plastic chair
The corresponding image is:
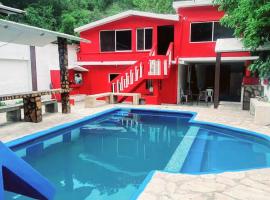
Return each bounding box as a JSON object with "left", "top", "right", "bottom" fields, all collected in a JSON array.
[{"left": 206, "top": 89, "right": 214, "bottom": 103}]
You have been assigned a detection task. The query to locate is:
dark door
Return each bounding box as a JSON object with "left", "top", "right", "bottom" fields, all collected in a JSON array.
[
  {"left": 220, "top": 63, "right": 245, "bottom": 102},
  {"left": 157, "top": 25, "right": 174, "bottom": 55}
]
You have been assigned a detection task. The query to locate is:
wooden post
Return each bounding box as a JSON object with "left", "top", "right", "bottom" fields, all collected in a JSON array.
[
  {"left": 24, "top": 96, "right": 42, "bottom": 123},
  {"left": 57, "top": 37, "right": 71, "bottom": 114},
  {"left": 214, "top": 52, "right": 221, "bottom": 109},
  {"left": 30, "top": 46, "right": 38, "bottom": 91}
]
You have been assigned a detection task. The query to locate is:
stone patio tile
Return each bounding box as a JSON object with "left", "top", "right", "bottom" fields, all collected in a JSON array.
[
  {"left": 240, "top": 178, "right": 270, "bottom": 192},
  {"left": 216, "top": 176, "right": 238, "bottom": 186},
  {"left": 224, "top": 184, "right": 270, "bottom": 200},
  {"left": 214, "top": 193, "right": 236, "bottom": 200},
  {"left": 179, "top": 179, "right": 227, "bottom": 193}
]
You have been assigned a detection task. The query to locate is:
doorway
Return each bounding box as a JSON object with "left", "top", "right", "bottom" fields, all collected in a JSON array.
[
  {"left": 220, "top": 63, "right": 245, "bottom": 102},
  {"left": 157, "top": 25, "right": 174, "bottom": 55}
]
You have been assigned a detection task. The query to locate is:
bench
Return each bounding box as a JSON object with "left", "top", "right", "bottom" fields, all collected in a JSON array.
[
  {"left": 85, "top": 93, "right": 112, "bottom": 108},
  {"left": 85, "top": 92, "right": 141, "bottom": 108},
  {"left": 250, "top": 98, "right": 270, "bottom": 125},
  {"left": 0, "top": 99, "right": 58, "bottom": 122},
  {"left": 111, "top": 93, "right": 141, "bottom": 105},
  {"left": 42, "top": 99, "right": 58, "bottom": 113},
  {"left": 0, "top": 104, "right": 23, "bottom": 122}
]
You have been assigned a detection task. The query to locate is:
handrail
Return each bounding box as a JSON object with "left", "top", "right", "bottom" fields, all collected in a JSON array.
[
  {"left": 110, "top": 42, "right": 174, "bottom": 94},
  {"left": 149, "top": 43, "right": 158, "bottom": 56}
]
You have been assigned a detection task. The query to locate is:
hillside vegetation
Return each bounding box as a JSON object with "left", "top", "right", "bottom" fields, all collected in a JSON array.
[{"left": 1, "top": 0, "right": 174, "bottom": 34}]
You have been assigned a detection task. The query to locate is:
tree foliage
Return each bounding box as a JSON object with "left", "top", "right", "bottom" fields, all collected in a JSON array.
[
  {"left": 214, "top": 0, "right": 270, "bottom": 78},
  {"left": 0, "top": 0, "right": 174, "bottom": 35}
]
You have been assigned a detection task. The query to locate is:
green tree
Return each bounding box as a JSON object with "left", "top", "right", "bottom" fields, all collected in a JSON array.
[
  {"left": 214, "top": 0, "right": 270, "bottom": 78},
  {"left": 1, "top": 0, "right": 174, "bottom": 34},
  {"left": 133, "top": 0, "right": 174, "bottom": 13}
]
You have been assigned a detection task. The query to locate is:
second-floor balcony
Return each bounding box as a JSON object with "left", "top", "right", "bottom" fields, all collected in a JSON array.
[{"left": 173, "top": 0, "right": 213, "bottom": 9}]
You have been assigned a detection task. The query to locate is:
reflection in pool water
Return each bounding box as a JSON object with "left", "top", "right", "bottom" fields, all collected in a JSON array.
[{"left": 5, "top": 109, "right": 270, "bottom": 199}]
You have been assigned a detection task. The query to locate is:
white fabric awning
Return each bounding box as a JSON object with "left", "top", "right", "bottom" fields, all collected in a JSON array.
[
  {"left": 215, "top": 38, "right": 270, "bottom": 53},
  {"left": 178, "top": 56, "right": 259, "bottom": 65},
  {"left": 77, "top": 61, "right": 136, "bottom": 66},
  {"left": 68, "top": 66, "right": 88, "bottom": 72},
  {"left": 0, "top": 19, "right": 90, "bottom": 46}
]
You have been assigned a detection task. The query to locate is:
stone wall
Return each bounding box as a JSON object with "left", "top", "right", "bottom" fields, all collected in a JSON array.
[{"left": 242, "top": 85, "right": 264, "bottom": 110}]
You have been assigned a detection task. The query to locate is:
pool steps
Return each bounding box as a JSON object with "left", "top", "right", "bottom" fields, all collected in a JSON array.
[
  {"left": 181, "top": 130, "right": 209, "bottom": 173},
  {"left": 164, "top": 126, "right": 200, "bottom": 172}
]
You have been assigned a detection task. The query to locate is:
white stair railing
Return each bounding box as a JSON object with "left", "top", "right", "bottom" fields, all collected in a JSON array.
[
  {"left": 164, "top": 60, "right": 168, "bottom": 76},
  {"left": 139, "top": 62, "right": 143, "bottom": 78},
  {"left": 149, "top": 59, "right": 161, "bottom": 75},
  {"left": 130, "top": 70, "right": 133, "bottom": 84},
  {"left": 126, "top": 73, "right": 129, "bottom": 86},
  {"left": 120, "top": 77, "right": 124, "bottom": 91},
  {"left": 135, "top": 66, "right": 138, "bottom": 81},
  {"left": 116, "top": 80, "right": 120, "bottom": 93},
  {"left": 112, "top": 83, "right": 115, "bottom": 93}
]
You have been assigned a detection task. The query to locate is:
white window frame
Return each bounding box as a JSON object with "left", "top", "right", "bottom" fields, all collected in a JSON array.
[
  {"left": 100, "top": 29, "right": 132, "bottom": 53},
  {"left": 108, "top": 73, "right": 120, "bottom": 83},
  {"left": 136, "top": 27, "right": 153, "bottom": 52}
]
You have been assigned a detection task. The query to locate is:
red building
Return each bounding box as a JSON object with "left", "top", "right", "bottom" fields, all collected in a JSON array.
[{"left": 52, "top": 0, "right": 258, "bottom": 106}]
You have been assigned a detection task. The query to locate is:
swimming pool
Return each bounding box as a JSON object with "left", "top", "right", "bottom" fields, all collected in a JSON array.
[{"left": 4, "top": 108, "right": 270, "bottom": 199}]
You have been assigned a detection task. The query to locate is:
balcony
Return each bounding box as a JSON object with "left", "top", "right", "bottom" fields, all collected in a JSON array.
[{"left": 173, "top": 0, "right": 212, "bottom": 9}]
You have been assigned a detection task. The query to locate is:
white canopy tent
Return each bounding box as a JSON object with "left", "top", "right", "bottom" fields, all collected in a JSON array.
[{"left": 0, "top": 19, "right": 90, "bottom": 46}]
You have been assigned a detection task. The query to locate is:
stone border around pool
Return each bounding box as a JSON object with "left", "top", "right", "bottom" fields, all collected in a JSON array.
[{"left": 5, "top": 107, "right": 270, "bottom": 199}]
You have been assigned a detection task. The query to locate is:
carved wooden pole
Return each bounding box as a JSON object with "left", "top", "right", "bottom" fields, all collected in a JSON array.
[
  {"left": 214, "top": 52, "right": 221, "bottom": 109},
  {"left": 30, "top": 46, "right": 38, "bottom": 91},
  {"left": 57, "top": 37, "right": 71, "bottom": 114}
]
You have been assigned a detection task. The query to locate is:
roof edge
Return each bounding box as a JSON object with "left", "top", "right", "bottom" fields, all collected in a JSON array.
[{"left": 74, "top": 10, "right": 179, "bottom": 33}]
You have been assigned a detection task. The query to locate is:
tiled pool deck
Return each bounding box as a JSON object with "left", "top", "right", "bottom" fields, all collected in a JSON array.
[{"left": 1, "top": 102, "right": 270, "bottom": 199}]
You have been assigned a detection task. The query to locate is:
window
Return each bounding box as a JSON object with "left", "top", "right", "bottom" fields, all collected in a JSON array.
[
  {"left": 109, "top": 73, "right": 120, "bottom": 82},
  {"left": 100, "top": 31, "right": 115, "bottom": 52},
  {"left": 213, "top": 22, "right": 234, "bottom": 41},
  {"left": 137, "top": 28, "right": 153, "bottom": 51},
  {"left": 100, "top": 30, "right": 132, "bottom": 52},
  {"left": 190, "top": 22, "right": 234, "bottom": 42},
  {"left": 116, "top": 30, "right": 132, "bottom": 51},
  {"left": 191, "top": 22, "right": 213, "bottom": 42}
]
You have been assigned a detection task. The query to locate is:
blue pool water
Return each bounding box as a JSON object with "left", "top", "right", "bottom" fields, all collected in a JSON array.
[{"left": 4, "top": 109, "right": 270, "bottom": 199}]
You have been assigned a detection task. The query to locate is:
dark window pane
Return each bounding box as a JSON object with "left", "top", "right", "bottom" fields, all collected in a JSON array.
[
  {"left": 100, "top": 31, "right": 115, "bottom": 52},
  {"left": 191, "top": 22, "right": 213, "bottom": 42},
  {"left": 145, "top": 29, "right": 153, "bottom": 50},
  {"left": 137, "top": 29, "right": 144, "bottom": 50},
  {"left": 109, "top": 73, "right": 119, "bottom": 82},
  {"left": 214, "top": 22, "right": 234, "bottom": 41},
  {"left": 116, "top": 30, "right": 132, "bottom": 51}
]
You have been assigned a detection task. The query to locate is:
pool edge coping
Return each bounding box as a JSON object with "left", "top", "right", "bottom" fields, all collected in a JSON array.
[{"left": 3, "top": 106, "right": 270, "bottom": 200}]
